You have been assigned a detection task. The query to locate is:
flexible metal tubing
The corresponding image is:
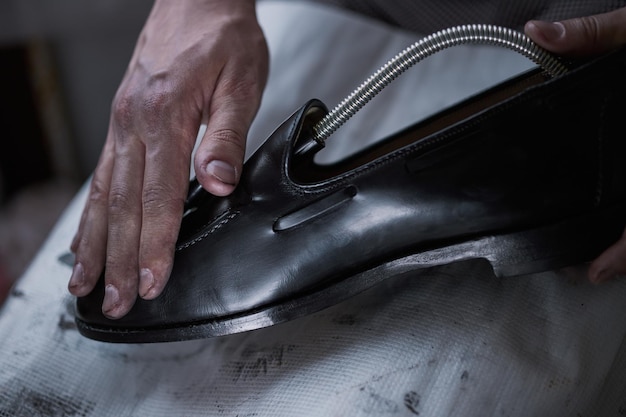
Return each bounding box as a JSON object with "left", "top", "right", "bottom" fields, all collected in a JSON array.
[{"left": 311, "top": 24, "right": 569, "bottom": 143}]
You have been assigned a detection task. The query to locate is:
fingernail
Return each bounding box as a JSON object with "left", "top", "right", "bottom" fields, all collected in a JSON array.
[
  {"left": 206, "top": 160, "right": 237, "bottom": 185},
  {"left": 68, "top": 262, "right": 85, "bottom": 293},
  {"left": 530, "top": 20, "right": 565, "bottom": 41},
  {"left": 139, "top": 268, "right": 156, "bottom": 299},
  {"left": 102, "top": 284, "right": 121, "bottom": 317}
]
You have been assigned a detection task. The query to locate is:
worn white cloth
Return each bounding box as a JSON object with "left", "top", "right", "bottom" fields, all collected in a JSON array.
[{"left": 2, "top": 2, "right": 626, "bottom": 416}]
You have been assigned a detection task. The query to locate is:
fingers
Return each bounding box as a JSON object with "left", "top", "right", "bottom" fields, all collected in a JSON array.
[
  {"left": 588, "top": 234, "right": 626, "bottom": 284},
  {"left": 100, "top": 124, "right": 148, "bottom": 318},
  {"left": 68, "top": 138, "right": 114, "bottom": 298},
  {"left": 525, "top": 7, "right": 626, "bottom": 56},
  {"left": 70, "top": 78, "right": 198, "bottom": 319},
  {"left": 68, "top": 0, "right": 269, "bottom": 320},
  {"left": 195, "top": 107, "right": 248, "bottom": 197},
  {"left": 194, "top": 56, "right": 268, "bottom": 197},
  {"left": 525, "top": 6, "right": 626, "bottom": 285},
  {"left": 103, "top": 78, "right": 199, "bottom": 317},
  {"left": 137, "top": 125, "right": 193, "bottom": 301}
]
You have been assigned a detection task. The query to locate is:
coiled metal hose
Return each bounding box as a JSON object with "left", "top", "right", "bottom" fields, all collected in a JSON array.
[{"left": 311, "top": 24, "right": 569, "bottom": 144}]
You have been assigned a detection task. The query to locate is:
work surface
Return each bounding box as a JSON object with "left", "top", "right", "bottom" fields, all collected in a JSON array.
[{"left": 2, "top": 2, "right": 626, "bottom": 416}]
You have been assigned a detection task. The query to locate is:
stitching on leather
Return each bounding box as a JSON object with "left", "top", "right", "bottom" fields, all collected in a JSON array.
[
  {"left": 174, "top": 109, "right": 303, "bottom": 249},
  {"left": 176, "top": 211, "right": 240, "bottom": 250}
]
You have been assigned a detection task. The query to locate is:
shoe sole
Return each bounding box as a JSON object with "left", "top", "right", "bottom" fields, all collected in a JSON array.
[{"left": 75, "top": 202, "right": 625, "bottom": 343}]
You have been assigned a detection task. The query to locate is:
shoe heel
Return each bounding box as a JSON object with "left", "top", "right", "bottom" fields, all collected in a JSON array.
[
  {"left": 396, "top": 203, "right": 626, "bottom": 278},
  {"left": 473, "top": 204, "right": 625, "bottom": 277}
]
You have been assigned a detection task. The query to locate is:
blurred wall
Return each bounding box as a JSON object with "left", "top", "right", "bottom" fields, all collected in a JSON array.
[
  {"left": 0, "top": 0, "right": 153, "bottom": 289},
  {"left": 0, "top": 0, "right": 153, "bottom": 183}
]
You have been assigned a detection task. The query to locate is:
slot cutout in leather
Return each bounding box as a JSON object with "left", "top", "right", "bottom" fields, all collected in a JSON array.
[{"left": 273, "top": 186, "right": 357, "bottom": 231}]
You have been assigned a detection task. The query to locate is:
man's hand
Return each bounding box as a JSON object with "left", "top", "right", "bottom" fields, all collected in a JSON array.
[
  {"left": 68, "top": 0, "right": 269, "bottom": 319},
  {"left": 525, "top": 7, "right": 626, "bottom": 56},
  {"left": 525, "top": 7, "right": 626, "bottom": 283}
]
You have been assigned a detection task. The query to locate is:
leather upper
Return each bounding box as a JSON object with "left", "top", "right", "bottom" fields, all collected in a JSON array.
[{"left": 76, "top": 47, "right": 626, "bottom": 331}]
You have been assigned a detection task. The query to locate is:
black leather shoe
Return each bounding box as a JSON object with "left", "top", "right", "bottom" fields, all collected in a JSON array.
[{"left": 75, "top": 46, "right": 626, "bottom": 343}]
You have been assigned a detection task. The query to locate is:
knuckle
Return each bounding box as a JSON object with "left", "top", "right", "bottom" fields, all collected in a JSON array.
[
  {"left": 87, "top": 175, "right": 110, "bottom": 206},
  {"left": 579, "top": 16, "right": 603, "bottom": 44},
  {"left": 108, "top": 186, "right": 135, "bottom": 216},
  {"left": 111, "top": 88, "right": 137, "bottom": 129},
  {"left": 112, "top": 78, "right": 179, "bottom": 129},
  {"left": 210, "top": 128, "right": 246, "bottom": 152},
  {"left": 142, "top": 185, "right": 184, "bottom": 216},
  {"left": 141, "top": 88, "right": 174, "bottom": 116}
]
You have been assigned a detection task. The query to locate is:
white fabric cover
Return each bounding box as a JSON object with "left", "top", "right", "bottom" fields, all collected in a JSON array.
[{"left": 1, "top": 2, "right": 626, "bottom": 416}]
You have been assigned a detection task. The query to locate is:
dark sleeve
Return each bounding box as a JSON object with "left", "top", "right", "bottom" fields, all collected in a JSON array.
[{"left": 304, "top": 0, "right": 626, "bottom": 33}]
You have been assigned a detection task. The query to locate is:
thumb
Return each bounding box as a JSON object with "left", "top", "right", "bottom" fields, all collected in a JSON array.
[
  {"left": 525, "top": 7, "right": 626, "bottom": 56},
  {"left": 194, "top": 108, "right": 248, "bottom": 197},
  {"left": 193, "top": 75, "right": 265, "bottom": 197}
]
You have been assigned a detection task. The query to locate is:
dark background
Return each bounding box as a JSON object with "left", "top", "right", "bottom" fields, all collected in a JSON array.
[{"left": 0, "top": 0, "right": 153, "bottom": 290}]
